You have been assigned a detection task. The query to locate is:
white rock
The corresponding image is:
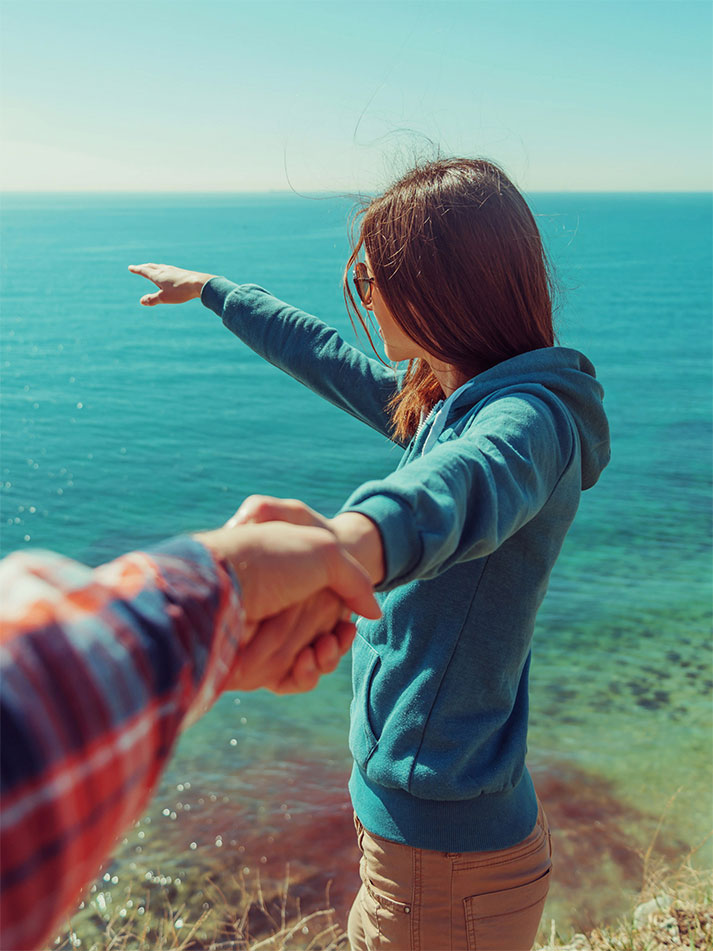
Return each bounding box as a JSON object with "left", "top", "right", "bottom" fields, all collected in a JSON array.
[{"left": 633, "top": 893, "right": 673, "bottom": 927}]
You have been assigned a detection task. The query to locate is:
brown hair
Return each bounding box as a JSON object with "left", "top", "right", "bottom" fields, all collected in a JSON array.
[{"left": 344, "top": 158, "right": 556, "bottom": 441}]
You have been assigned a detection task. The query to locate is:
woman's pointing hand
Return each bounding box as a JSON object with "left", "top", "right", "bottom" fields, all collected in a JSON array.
[{"left": 128, "top": 262, "right": 217, "bottom": 306}]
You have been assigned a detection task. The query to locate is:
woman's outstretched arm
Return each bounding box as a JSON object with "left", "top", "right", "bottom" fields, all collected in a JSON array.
[{"left": 129, "top": 264, "right": 403, "bottom": 442}]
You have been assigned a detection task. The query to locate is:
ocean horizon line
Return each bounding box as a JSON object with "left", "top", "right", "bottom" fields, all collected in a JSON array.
[{"left": 2, "top": 188, "right": 712, "bottom": 198}]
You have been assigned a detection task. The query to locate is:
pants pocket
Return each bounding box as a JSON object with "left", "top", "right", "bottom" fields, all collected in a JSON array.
[
  {"left": 367, "top": 880, "right": 413, "bottom": 949},
  {"left": 348, "top": 877, "right": 380, "bottom": 950},
  {"left": 464, "top": 867, "right": 551, "bottom": 951},
  {"left": 349, "top": 859, "right": 414, "bottom": 951},
  {"left": 350, "top": 817, "right": 414, "bottom": 950}
]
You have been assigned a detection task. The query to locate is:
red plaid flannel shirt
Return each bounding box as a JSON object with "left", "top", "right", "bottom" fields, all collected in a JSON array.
[{"left": 0, "top": 536, "right": 243, "bottom": 951}]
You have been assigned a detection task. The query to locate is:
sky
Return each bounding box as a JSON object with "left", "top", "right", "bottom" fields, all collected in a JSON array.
[{"left": 1, "top": 0, "right": 711, "bottom": 193}]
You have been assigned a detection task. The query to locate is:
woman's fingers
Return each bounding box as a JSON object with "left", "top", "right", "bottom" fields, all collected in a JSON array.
[
  {"left": 129, "top": 262, "right": 170, "bottom": 305},
  {"left": 226, "top": 590, "right": 349, "bottom": 692},
  {"left": 312, "top": 630, "right": 343, "bottom": 673},
  {"left": 231, "top": 590, "right": 336, "bottom": 690},
  {"left": 260, "top": 590, "right": 342, "bottom": 675},
  {"left": 239, "top": 602, "right": 302, "bottom": 679},
  {"left": 272, "top": 647, "right": 320, "bottom": 695},
  {"left": 227, "top": 495, "right": 328, "bottom": 531},
  {"left": 128, "top": 263, "right": 160, "bottom": 284},
  {"left": 335, "top": 617, "right": 358, "bottom": 653},
  {"left": 129, "top": 263, "right": 161, "bottom": 303},
  {"left": 272, "top": 620, "right": 355, "bottom": 694}
]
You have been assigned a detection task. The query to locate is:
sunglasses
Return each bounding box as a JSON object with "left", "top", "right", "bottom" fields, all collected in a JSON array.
[{"left": 352, "top": 261, "right": 375, "bottom": 307}]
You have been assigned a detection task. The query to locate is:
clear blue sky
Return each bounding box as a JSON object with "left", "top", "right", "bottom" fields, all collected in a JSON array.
[{"left": 1, "top": 0, "right": 711, "bottom": 192}]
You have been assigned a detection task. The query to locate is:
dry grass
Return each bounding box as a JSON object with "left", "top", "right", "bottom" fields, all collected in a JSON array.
[
  {"left": 536, "top": 787, "right": 712, "bottom": 951},
  {"left": 538, "top": 862, "right": 713, "bottom": 951},
  {"left": 54, "top": 867, "right": 350, "bottom": 951},
  {"left": 55, "top": 864, "right": 713, "bottom": 951},
  {"left": 56, "top": 794, "right": 713, "bottom": 951}
]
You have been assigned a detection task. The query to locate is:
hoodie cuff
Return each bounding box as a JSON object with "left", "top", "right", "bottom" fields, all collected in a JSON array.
[
  {"left": 200, "top": 276, "right": 240, "bottom": 317},
  {"left": 340, "top": 493, "right": 421, "bottom": 591}
]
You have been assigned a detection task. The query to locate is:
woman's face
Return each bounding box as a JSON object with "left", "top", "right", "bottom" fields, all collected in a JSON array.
[{"left": 364, "top": 255, "right": 428, "bottom": 363}]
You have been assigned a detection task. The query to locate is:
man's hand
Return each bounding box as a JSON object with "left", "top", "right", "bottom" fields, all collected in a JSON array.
[
  {"left": 128, "top": 263, "right": 217, "bottom": 306},
  {"left": 196, "top": 520, "right": 380, "bottom": 623},
  {"left": 194, "top": 519, "right": 380, "bottom": 694},
  {"left": 230, "top": 495, "right": 386, "bottom": 586}
]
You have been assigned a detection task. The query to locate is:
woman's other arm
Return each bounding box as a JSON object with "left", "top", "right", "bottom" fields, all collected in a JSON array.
[{"left": 129, "top": 264, "right": 402, "bottom": 441}]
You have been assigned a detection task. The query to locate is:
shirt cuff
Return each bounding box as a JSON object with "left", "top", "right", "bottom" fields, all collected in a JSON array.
[{"left": 150, "top": 536, "right": 246, "bottom": 729}]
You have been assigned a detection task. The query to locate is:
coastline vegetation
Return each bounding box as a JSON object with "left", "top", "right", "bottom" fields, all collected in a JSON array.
[
  {"left": 54, "top": 861, "right": 712, "bottom": 951},
  {"left": 539, "top": 863, "right": 712, "bottom": 951}
]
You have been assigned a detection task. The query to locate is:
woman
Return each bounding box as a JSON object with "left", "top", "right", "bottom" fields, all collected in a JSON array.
[{"left": 130, "top": 157, "right": 610, "bottom": 951}]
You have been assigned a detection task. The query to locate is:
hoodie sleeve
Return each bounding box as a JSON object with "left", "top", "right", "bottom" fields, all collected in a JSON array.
[
  {"left": 340, "top": 392, "right": 576, "bottom": 589},
  {"left": 201, "top": 278, "right": 402, "bottom": 441}
]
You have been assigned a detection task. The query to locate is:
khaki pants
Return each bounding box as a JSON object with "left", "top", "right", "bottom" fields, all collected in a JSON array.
[{"left": 348, "top": 805, "right": 552, "bottom": 951}]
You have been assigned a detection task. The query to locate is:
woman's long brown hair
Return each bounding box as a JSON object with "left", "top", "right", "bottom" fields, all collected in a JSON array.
[{"left": 344, "top": 158, "right": 556, "bottom": 441}]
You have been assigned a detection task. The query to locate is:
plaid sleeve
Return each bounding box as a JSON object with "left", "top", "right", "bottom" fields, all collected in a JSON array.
[{"left": 0, "top": 536, "right": 244, "bottom": 951}]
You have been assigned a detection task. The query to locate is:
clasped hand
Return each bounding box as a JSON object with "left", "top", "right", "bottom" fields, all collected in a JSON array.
[{"left": 195, "top": 515, "right": 380, "bottom": 696}]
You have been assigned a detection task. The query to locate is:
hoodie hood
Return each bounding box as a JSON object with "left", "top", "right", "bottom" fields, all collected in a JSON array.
[{"left": 445, "top": 346, "right": 610, "bottom": 490}]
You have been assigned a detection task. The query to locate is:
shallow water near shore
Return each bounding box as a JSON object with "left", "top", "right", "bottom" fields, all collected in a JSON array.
[{"left": 2, "top": 190, "right": 711, "bottom": 942}]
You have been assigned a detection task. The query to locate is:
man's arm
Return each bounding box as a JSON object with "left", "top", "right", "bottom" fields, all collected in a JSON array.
[
  {"left": 0, "top": 525, "right": 378, "bottom": 951},
  {"left": 0, "top": 537, "right": 240, "bottom": 951}
]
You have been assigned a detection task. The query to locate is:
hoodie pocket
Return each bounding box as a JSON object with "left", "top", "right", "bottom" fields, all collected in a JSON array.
[{"left": 349, "top": 634, "right": 381, "bottom": 766}]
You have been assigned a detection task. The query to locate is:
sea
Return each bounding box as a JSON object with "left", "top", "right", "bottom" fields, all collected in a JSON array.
[{"left": 1, "top": 191, "right": 711, "bottom": 945}]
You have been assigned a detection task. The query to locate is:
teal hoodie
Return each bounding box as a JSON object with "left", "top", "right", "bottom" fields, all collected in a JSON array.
[{"left": 202, "top": 278, "right": 611, "bottom": 853}]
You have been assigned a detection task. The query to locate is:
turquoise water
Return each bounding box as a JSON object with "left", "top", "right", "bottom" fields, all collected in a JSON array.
[{"left": 1, "top": 192, "right": 711, "bottom": 940}]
